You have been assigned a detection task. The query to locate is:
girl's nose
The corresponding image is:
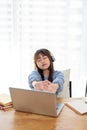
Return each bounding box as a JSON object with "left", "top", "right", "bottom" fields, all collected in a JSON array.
[{"left": 41, "top": 58, "right": 45, "bottom": 63}]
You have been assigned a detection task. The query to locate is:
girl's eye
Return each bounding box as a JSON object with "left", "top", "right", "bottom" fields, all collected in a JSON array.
[
  {"left": 37, "top": 59, "right": 41, "bottom": 62},
  {"left": 43, "top": 56, "right": 47, "bottom": 59},
  {"left": 37, "top": 56, "right": 48, "bottom": 62}
]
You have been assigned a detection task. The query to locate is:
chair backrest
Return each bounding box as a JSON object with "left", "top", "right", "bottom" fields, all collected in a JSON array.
[
  {"left": 57, "top": 69, "right": 71, "bottom": 98},
  {"left": 85, "top": 81, "right": 87, "bottom": 97}
]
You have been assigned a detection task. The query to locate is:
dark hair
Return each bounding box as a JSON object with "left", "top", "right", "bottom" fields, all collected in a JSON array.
[{"left": 34, "top": 48, "right": 55, "bottom": 82}]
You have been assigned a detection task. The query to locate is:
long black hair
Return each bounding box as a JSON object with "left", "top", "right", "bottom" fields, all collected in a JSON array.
[{"left": 34, "top": 48, "right": 55, "bottom": 82}]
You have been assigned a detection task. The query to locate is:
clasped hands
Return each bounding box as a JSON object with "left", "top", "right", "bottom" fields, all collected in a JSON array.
[{"left": 33, "top": 80, "right": 59, "bottom": 93}]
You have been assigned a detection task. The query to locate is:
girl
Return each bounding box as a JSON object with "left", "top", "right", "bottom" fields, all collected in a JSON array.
[{"left": 28, "top": 48, "right": 64, "bottom": 95}]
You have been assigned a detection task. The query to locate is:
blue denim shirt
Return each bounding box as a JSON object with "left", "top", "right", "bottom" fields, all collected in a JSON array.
[{"left": 28, "top": 70, "right": 64, "bottom": 95}]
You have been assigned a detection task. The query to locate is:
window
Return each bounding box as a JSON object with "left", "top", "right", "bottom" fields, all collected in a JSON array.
[{"left": 0, "top": 0, "right": 87, "bottom": 97}]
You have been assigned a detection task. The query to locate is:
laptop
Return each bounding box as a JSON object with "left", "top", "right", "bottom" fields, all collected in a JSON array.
[{"left": 9, "top": 87, "right": 64, "bottom": 117}]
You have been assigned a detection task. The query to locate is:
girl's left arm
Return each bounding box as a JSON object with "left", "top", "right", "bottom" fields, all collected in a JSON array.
[{"left": 52, "top": 71, "right": 64, "bottom": 95}]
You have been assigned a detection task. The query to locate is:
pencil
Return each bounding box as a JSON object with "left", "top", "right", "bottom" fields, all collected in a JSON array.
[{"left": 0, "top": 104, "right": 13, "bottom": 111}]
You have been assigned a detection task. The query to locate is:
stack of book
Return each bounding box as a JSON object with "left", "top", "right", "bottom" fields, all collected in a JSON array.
[{"left": 0, "top": 93, "right": 12, "bottom": 111}]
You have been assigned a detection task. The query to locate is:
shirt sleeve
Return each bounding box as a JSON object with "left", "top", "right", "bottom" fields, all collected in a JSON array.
[
  {"left": 28, "top": 70, "right": 41, "bottom": 88},
  {"left": 52, "top": 71, "right": 64, "bottom": 95}
]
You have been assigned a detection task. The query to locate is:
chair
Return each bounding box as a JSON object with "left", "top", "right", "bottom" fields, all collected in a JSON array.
[
  {"left": 85, "top": 81, "right": 87, "bottom": 97},
  {"left": 57, "top": 69, "right": 72, "bottom": 98}
]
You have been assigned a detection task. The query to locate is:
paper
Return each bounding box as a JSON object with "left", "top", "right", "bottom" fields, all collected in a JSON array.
[{"left": 65, "top": 99, "right": 87, "bottom": 114}]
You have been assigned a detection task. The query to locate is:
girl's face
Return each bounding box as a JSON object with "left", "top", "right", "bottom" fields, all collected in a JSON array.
[{"left": 36, "top": 53, "right": 50, "bottom": 70}]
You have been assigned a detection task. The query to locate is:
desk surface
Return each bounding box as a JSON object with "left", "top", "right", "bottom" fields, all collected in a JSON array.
[{"left": 0, "top": 98, "right": 87, "bottom": 130}]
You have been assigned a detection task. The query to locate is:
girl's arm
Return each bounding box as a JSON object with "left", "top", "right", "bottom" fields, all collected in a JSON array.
[
  {"left": 28, "top": 71, "right": 41, "bottom": 89},
  {"left": 52, "top": 71, "right": 64, "bottom": 94}
]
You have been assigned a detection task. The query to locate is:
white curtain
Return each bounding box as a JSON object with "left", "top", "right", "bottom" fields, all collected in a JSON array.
[{"left": 0, "top": 0, "right": 87, "bottom": 97}]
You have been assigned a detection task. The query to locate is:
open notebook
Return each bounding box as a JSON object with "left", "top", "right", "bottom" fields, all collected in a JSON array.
[
  {"left": 65, "top": 99, "right": 87, "bottom": 115},
  {"left": 9, "top": 87, "right": 64, "bottom": 117}
]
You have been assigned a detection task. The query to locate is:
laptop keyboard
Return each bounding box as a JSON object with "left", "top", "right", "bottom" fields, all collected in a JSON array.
[{"left": 56, "top": 103, "right": 64, "bottom": 113}]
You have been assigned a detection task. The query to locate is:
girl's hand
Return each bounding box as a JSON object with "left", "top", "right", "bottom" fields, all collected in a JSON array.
[
  {"left": 32, "top": 80, "right": 59, "bottom": 93},
  {"left": 45, "top": 83, "right": 59, "bottom": 93},
  {"left": 32, "top": 80, "right": 50, "bottom": 90}
]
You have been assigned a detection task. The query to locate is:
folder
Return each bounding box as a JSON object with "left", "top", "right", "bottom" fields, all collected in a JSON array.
[{"left": 65, "top": 99, "right": 87, "bottom": 115}]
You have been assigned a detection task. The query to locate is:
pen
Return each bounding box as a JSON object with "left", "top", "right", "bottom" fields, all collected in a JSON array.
[
  {"left": 0, "top": 105, "right": 5, "bottom": 111},
  {"left": 3, "top": 105, "right": 13, "bottom": 110},
  {"left": 0, "top": 104, "right": 13, "bottom": 111}
]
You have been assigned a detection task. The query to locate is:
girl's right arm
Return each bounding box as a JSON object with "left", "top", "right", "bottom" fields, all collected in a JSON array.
[{"left": 28, "top": 71, "right": 41, "bottom": 88}]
